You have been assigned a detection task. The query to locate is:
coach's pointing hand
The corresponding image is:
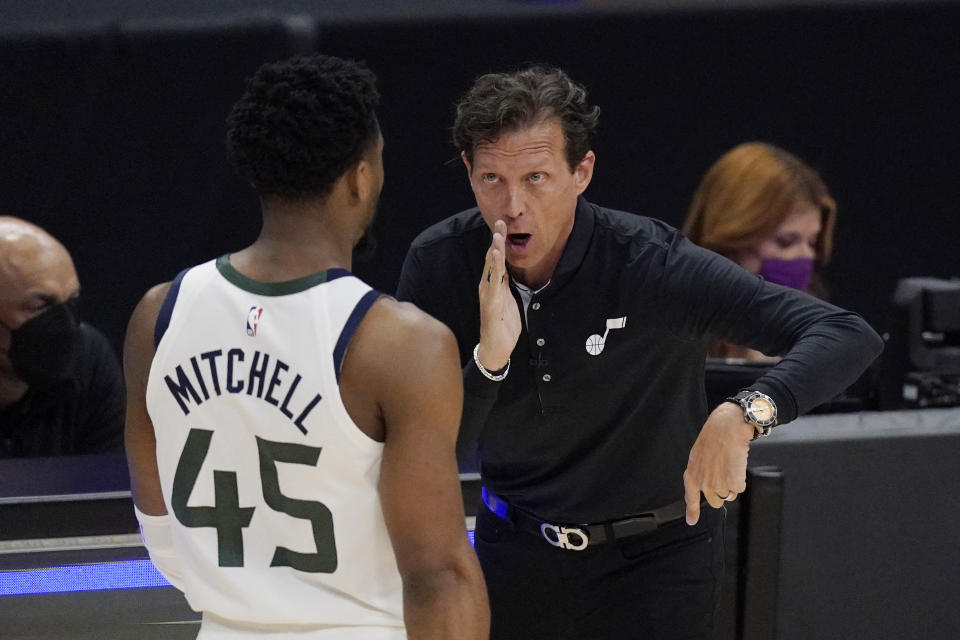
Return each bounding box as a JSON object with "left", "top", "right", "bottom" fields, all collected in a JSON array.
[
  {"left": 476, "top": 220, "right": 521, "bottom": 372},
  {"left": 683, "top": 402, "right": 755, "bottom": 525}
]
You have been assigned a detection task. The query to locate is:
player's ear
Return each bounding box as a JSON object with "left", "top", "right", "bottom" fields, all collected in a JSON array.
[
  {"left": 350, "top": 133, "right": 384, "bottom": 204},
  {"left": 355, "top": 159, "right": 374, "bottom": 202},
  {"left": 342, "top": 159, "right": 370, "bottom": 202}
]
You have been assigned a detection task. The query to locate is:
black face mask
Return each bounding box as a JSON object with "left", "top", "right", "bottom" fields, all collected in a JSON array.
[{"left": 8, "top": 297, "right": 81, "bottom": 387}]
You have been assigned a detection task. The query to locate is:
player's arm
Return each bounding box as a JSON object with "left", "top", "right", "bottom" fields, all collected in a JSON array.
[
  {"left": 124, "top": 283, "right": 169, "bottom": 515},
  {"left": 123, "top": 282, "right": 185, "bottom": 590},
  {"left": 343, "top": 297, "right": 489, "bottom": 639}
]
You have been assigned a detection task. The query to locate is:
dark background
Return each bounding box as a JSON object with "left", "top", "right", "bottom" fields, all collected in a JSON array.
[
  {"left": 1, "top": 3, "right": 958, "bottom": 637},
  {"left": 1, "top": 1, "right": 957, "bottom": 356}
]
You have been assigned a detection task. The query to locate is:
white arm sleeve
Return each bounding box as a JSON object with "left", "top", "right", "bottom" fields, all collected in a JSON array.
[{"left": 135, "top": 506, "right": 185, "bottom": 592}]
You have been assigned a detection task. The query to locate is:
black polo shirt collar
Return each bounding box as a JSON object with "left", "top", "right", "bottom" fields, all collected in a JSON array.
[{"left": 545, "top": 196, "right": 595, "bottom": 292}]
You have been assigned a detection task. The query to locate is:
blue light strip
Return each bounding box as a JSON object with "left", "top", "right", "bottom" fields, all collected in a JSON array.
[
  {"left": 1, "top": 529, "right": 478, "bottom": 597},
  {"left": 0, "top": 559, "right": 170, "bottom": 596}
]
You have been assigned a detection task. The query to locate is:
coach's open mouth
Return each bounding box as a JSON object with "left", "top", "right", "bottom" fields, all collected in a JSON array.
[{"left": 507, "top": 233, "right": 531, "bottom": 248}]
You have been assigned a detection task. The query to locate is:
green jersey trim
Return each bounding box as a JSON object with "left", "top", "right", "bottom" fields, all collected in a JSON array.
[{"left": 215, "top": 255, "right": 349, "bottom": 296}]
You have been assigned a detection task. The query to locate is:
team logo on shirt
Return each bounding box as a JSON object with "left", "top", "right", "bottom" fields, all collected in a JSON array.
[
  {"left": 585, "top": 316, "right": 626, "bottom": 355},
  {"left": 246, "top": 306, "right": 263, "bottom": 337}
]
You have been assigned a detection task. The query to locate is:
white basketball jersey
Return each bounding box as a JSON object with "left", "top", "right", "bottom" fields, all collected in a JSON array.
[{"left": 146, "top": 256, "right": 404, "bottom": 637}]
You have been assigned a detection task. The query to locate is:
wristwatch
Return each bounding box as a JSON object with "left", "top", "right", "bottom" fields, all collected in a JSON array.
[{"left": 725, "top": 390, "right": 778, "bottom": 440}]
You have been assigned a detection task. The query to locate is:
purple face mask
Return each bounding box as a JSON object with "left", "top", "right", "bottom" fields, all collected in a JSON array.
[{"left": 759, "top": 257, "right": 814, "bottom": 290}]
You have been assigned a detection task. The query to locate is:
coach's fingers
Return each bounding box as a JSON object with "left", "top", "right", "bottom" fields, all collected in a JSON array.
[
  {"left": 491, "top": 220, "right": 507, "bottom": 285},
  {"left": 704, "top": 490, "right": 725, "bottom": 510},
  {"left": 480, "top": 221, "right": 507, "bottom": 289},
  {"left": 683, "top": 473, "right": 702, "bottom": 526},
  {"left": 481, "top": 241, "right": 495, "bottom": 289}
]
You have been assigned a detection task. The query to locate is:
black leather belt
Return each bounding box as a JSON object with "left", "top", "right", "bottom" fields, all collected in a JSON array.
[{"left": 481, "top": 488, "right": 687, "bottom": 551}]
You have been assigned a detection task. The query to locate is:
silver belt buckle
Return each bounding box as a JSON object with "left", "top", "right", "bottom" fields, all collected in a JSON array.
[{"left": 540, "top": 523, "right": 589, "bottom": 551}]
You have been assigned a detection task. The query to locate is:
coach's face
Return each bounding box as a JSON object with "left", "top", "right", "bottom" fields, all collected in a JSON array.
[{"left": 464, "top": 118, "right": 594, "bottom": 289}]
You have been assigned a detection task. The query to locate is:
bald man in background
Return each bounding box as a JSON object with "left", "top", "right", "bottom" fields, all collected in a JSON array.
[{"left": 0, "top": 217, "right": 124, "bottom": 457}]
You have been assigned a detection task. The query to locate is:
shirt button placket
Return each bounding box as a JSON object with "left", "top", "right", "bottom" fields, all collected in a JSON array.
[
  {"left": 527, "top": 298, "right": 550, "bottom": 410},
  {"left": 530, "top": 299, "right": 551, "bottom": 384}
]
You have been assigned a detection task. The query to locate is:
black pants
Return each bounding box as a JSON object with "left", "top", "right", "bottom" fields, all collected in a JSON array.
[{"left": 474, "top": 502, "right": 725, "bottom": 640}]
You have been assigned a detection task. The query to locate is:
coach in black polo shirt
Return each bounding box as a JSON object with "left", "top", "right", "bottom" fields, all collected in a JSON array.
[{"left": 397, "top": 66, "right": 882, "bottom": 640}]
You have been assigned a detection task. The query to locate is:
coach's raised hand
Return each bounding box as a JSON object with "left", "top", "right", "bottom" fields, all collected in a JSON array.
[{"left": 476, "top": 220, "right": 521, "bottom": 373}]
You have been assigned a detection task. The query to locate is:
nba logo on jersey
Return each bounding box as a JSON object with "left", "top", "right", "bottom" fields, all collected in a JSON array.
[{"left": 246, "top": 306, "right": 263, "bottom": 336}]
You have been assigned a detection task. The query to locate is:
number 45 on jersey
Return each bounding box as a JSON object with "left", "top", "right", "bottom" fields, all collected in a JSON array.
[{"left": 172, "top": 428, "right": 337, "bottom": 573}]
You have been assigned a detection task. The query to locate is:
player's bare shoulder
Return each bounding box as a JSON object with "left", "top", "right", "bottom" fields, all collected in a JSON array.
[
  {"left": 339, "top": 295, "right": 461, "bottom": 442},
  {"left": 128, "top": 282, "right": 173, "bottom": 336},
  {"left": 367, "top": 296, "right": 458, "bottom": 360},
  {"left": 342, "top": 295, "right": 459, "bottom": 386},
  {"left": 124, "top": 282, "right": 173, "bottom": 387}
]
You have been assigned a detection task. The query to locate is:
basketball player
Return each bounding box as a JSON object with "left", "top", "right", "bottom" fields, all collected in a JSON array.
[
  {"left": 124, "top": 55, "right": 488, "bottom": 638},
  {"left": 396, "top": 65, "right": 883, "bottom": 639}
]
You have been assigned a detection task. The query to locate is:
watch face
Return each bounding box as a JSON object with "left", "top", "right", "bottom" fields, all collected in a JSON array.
[{"left": 746, "top": 394, "right": 776, "bottom": 426}]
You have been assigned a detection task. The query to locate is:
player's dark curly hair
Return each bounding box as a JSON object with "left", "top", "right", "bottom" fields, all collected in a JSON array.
[
  {"left": 454, "top": 65, "right": 599, "bottom": 172},
  {"left": 226, "top": 54, "right": 380, "bottom": 200}
]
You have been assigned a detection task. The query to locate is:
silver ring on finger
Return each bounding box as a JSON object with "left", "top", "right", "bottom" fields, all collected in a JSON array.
[{"left": 722, "top": 492, "right": 737, "bottom": 502}]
